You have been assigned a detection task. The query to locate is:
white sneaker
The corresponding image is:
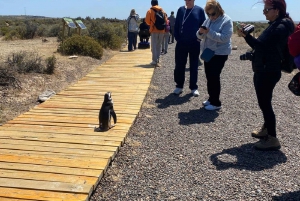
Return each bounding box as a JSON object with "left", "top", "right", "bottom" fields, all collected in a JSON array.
[
  {"left": 150, "top": 61, "right": 157, "bottom": 65},
  {"left": 202, "top": 100, "right": 210, "bottom": 106},
  {"left": 156, "top": 63, "right": 161, "bottom": 67},
  {"left": 205, "top": 104, "right": 222, "bottom": 111},
  {"left": 173, "top": 88, "right": 183, "bottom": 95},
  {"left": 191, "top": 89, "right": 199, "bottom": 97}
]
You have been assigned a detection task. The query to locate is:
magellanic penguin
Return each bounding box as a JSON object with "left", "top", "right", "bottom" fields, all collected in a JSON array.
[{"left": 95, "top": 92, "right": 117, "bottom": 132}]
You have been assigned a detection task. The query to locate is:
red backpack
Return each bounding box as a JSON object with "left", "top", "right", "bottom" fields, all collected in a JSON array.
[{"left": 288, "top": 22, "right": 300, "bottom": 57}]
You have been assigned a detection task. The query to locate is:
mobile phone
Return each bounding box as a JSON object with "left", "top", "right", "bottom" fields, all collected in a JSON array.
[{"left": 200, "top": 26, "right": 207, "bottom": 30}]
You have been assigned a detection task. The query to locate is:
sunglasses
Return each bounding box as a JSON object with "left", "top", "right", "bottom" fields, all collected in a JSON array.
[
  {"left": 263, "top": 7, "right": 275, "bottom": 13},
  {"left": 206, "top": 12, "right": 216, "bottom": 17}
]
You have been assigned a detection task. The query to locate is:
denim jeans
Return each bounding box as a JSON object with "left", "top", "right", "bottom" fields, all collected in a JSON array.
[
  {"left": 174, "top": 40, "right": 200, "bottom": 90},
  {"left": 204, "top": 55, "right": 228, "bottom": 107},
  {"left": 254, "top": 71, "right": 281, "bottom": 137},
  {"left": 128, "top": 31, "right": 137, "bottom": 51}
]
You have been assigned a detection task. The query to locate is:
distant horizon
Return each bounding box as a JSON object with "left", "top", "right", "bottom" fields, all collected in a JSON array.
[
  {"left": 1, "top": 14, "right": 299, "bottom": 24},
  {"left": 0, "top": 0, "right": 299, "bottom": 22}
]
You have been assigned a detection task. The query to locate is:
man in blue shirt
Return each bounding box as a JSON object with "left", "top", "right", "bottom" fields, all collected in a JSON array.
[{"left": 173, "top": 0, "right": 205, "bottom": 96}]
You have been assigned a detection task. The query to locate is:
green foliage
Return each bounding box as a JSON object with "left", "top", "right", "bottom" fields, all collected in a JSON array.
[
  {"left": 58, "top": 35, "right": 103, "bottom": 59},
  {"left": 44, "top": 55, "right": 57, "bottom": 74},
  {"left": 4, "top": 29, "right": 20, "bottom": 40},
  {"left": 7, "top": 51, "right": 43, "bottom": 73},
  {"left": 0, "top": 26, "right": 10, "bottom": 36},
  {"left": 0, "top": 16, "right": 127, "bottom": 51},
  {"left": 88, "top": 20, "right": 126, "bottom": 50},
  {"left": 47, "top": 24, "right": 61, "bottom": 37}
]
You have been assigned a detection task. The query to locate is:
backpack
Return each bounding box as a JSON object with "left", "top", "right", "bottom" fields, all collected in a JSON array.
[
  {"left": 276, "top": 19, "right": 296, "bottom": 73},
  {"left": 165, "top": 20, "right": 170, "bottom": 32},
  {"left": 151, "top": 8, "right": 166, "bottom": 30},
  {"left": 128, "top": 16, "right": 138, "bottom": 32}
]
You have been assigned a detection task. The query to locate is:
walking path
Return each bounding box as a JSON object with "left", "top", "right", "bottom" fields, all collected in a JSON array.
[{"left": 0, "top": 48, "right": 153, "bottom": 200}]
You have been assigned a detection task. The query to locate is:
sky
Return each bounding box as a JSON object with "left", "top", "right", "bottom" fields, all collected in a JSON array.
[{"left": 0, "top": 0, "right": 299, "bottom": 22}]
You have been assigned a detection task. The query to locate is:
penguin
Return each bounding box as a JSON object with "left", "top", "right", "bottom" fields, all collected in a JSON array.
[{"left": 95, "top": 92, "right": 117, "bottom": 132}]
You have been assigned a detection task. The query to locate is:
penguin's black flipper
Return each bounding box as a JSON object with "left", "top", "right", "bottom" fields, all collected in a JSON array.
[{"left": 111, "top": 110, "right": 117, "bottom": 124}]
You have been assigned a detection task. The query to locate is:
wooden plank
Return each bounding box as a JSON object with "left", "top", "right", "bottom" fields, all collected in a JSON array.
[
  {"left": 0, "top": 130, "right": 125, "bottom": 142},
  {"left": 0, "top": 126, "right": 129, "bottom": 138},
  {"left": 1, "top": 123, "right": 132, "bottom": 132},
  {"left": 0, "top": 178, "right": 92, "bottom": 193},
  {"left": 0, "top": 187, "right": 88, "bottom": 201},
  {"left": 0, "top": 169, "right": 97, "bottom": 186},
  {"left": 0, "top": 148, "right": 113, "bottom": 160},
  {"left": 1, "top": 139, "right": 119, "bottom": 152},
  {"left": 9, "top": 115, "right": 135, "bottom": 125},
  {"left": 0, "top": 134, "right": 122, "bottom": 147},
  {"left": 0, "top": 154, "right": 110, "bottom": 170},
  {"left": 0, "top": 162, "right": 103, "bottom": 177}
]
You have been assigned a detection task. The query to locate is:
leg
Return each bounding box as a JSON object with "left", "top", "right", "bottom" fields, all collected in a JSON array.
[
  {"left": 254, "top": 72, "right": 281, "bottom": 137},
  {"left": 133, "top": 32, "right": 138, "bottom": 49},
  {"left": 204, "top": 55, "right": 228, "bottom": 106},
  {"left": 174, "top": 41, "right": 188, "bottom": 88},
  {"left": 171, "top": 26, "right": 175, "bottom": 43},
  {"left": 188, "top": 41, "right": 201, "bottom": 90},
  {"left": 127, "top": 32, "right": 134, "bottom": 51},
  {"left": 164, "top": 33, "right": 169, "bottom": 53}
]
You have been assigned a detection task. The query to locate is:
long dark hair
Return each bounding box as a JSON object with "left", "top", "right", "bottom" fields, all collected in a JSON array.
[{"left": 263, "top": 0, "right": 294, "bottom": 24}]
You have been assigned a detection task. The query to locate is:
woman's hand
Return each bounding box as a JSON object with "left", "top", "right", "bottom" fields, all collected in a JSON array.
[
  {"left": 198, "top": 27, "right": 210, "bottom": 34},
  {"left": 237, "top": 28, "right": 246, "bottom": 37}
]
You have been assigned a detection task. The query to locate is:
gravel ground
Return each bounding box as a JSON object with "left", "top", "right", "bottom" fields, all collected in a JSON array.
[{"left": 90, "top": 35, "right": 300, "bottom": 201}]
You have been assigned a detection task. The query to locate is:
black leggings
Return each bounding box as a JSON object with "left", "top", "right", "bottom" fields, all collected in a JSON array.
[
  {"left": 253, "top": 71, "right": 281, "bottom": 137},
  {"left": 204, "top": 55, "right": 228, "bottom": 106}
]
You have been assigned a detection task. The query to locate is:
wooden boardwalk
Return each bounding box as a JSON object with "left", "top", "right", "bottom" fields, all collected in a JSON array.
[{"left": 0, "top": 48, "right": 154, "bottom": 201}]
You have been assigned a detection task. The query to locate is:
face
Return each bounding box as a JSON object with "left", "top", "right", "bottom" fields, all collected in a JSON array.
[
  {"left": 263, "top": 3, "right": 279, "bottom": 22},
  {"left": 185, "top": 0, "right": 195, "bottom": 9},
  {"left": 206, "top": 9, "right": 218, "bottom": 20}
]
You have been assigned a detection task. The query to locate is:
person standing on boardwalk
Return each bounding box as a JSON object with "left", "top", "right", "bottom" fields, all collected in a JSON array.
[
  {"left": 168, "top": 11, "right": 176, "bottom": 43},
  {"left": 173, "top": 0, "right": 206, "bottom": 96},
  {"left": 127, "top": 9, "right": 140, "bottom": 51},
  {"left": 145, "top": 0, "right": 167, "bottom": 67},
  {"left": 196, "top": 0, "right": 233, "bottom": 110},
  {"left": 237, "top": 0, "right": 295, "bottom": 151}
]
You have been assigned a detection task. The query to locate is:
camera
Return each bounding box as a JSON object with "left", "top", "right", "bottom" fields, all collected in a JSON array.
[
  {"left": 240, "top": 50, "right": 254, "bottom": 61},
  {"left": 242, "top": 24, "right": 255, "bottom": 35}
]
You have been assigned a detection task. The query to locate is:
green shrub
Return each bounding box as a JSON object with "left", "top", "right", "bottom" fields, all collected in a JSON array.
[
  {"left": 47, "top": 24, "right": 61, "bottom": 37},
  {"left": 0, "top": 26, "right": 10, "bottom": 36},
  {"left": 58, "top": 35, "right": 103, "bottom": 59},
  {"left": 4, "top": 29, "right": 20, "bottom": 40},
  {"left": 89, "top": 20, "right": 126, "bottom": 50},
  {"left": 7, "top": 51, "right": 44, "bottom": 73},
  {"left": 44, "top": 55, "right": 57, "bottom": 74}
]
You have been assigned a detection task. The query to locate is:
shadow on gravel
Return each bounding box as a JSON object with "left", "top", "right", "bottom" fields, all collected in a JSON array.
[
  {"left": 272, "top": 191, "right": 300, "bottom": 201},
  {"left": 178, "top": 107, "right": 219, "bottom": 125},
  {"left": 156, "top": 93, "right": 192, "bottom": 109},
  {"left": 210, "top": 143, "right": 287, "bottom": 171}
]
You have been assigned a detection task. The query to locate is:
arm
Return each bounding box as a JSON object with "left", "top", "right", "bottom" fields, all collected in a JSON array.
[
  {"left": 196, "top": 19, "right": 209, "bottom": 40},
  {"left": 206, "top": 19, "right": 233, "bottom": 43},
  {"left": 174, "top": 8, "right": 182, "bottom": 41},
  {"left": 145, "top": 10, "right": 151, "bottom": 26}
]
